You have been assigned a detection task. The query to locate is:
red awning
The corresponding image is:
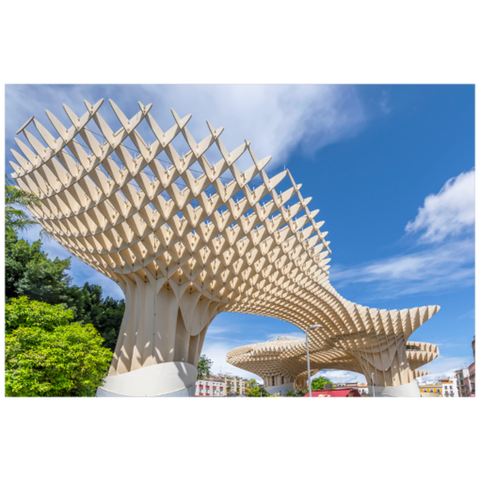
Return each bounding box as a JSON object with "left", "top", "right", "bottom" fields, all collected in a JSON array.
[{"left": 304, "top": 388, "right": 361, "bottom": 397}]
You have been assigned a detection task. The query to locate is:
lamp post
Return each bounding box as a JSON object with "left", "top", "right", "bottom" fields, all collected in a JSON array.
[
  {"left": 306, "top": 324, "right": 323, "bottom": 397},
  {"left": 371, "top": 372, "right": 375, "bottom": 398}
]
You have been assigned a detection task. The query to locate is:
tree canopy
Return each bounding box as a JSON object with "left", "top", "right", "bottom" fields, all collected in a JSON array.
[
  {"left": 5, "top": 228, "right": 125, "bottom": 351},
  {"left": 197, "top": 354, "right": 213, "bottom": 379},
  {"left": 5, "top": 228, "right": 81, "bottom": 310},
  {"left": 4, "top": 181, "right": 125, "bottom": 396},
  {"left": 310, "top": 376, "right": 335, "bottom": 391},
  {"left": 5, "top": 176, "right": 40, "bottom": 233},
  {"left": 246, "top": 379, "right": 270, "bottom": 397},
  {"left": 5, "top": 298, "right": 112, "bottom": 397}
]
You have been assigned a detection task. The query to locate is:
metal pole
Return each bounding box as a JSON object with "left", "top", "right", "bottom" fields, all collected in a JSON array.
[
  {"left": 306, "top": 329, "right": 312, "bottom": 398},
  {"left": 371, "top": 372, "right": 375, "bottom": 397},
  {"left": 306, "top": 324, "right": 322, "bottom": 398}
]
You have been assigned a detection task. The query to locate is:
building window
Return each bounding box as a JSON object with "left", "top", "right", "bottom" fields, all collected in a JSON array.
[
  {"left": 272, "top": 376, "right": 275, "bottom": 386},
  {"left": 282, "top": 376, "right": 284, "bottom": 384}
]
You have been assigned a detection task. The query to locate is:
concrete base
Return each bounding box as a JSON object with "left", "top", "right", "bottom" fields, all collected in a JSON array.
[
  {"left": 96, "top": 361, "right": 197, "bottom": 397},
  {"left": 265, "top": 382, "right": 295, "bottom": 397},
  {"left": 368, "top": 380, "right": 421, "bottom": 397}
]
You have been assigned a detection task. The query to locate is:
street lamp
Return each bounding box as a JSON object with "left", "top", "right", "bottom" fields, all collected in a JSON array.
[
  {"left": 306, "top": 324, "right": 323, "bottom": 397},
  {"left": 371, "top": 372, "right": 375, "bottom": 398}
]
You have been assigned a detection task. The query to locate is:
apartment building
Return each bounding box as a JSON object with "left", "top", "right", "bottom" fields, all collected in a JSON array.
[
  {"left": 195, "top": 374, "right": 250, "bottom": 397},
  {"left": 468, "top": 336, "right": 475, "bottom": 395},
  {"left": 196, "top": 376, "right": 226, "bottom": 397},
  {"left": 455, "top": 369, "right": 471, "bottom": 397},
  {"left": 437, "top": 378, "right": 459, "bottom": 397},
  {"left": 418, "top": 382, "right": 443, "bottom": 397}
]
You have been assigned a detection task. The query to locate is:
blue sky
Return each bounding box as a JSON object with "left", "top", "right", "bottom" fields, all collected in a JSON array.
[{"left": 5, "top": 84, "right": 475, "bottom": 384}]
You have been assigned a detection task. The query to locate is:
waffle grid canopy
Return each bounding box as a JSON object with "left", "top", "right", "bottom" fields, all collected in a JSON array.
[{"left": 9, "top": 99, "right": 440, "bottom": 388}]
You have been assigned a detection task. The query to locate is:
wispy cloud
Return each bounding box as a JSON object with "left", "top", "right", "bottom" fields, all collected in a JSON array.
[
  {"left": 265, "top": 332, "right": 306, "bottom": 341},
  {"left": 6, "top": 84, "right": 366, "bottom": 173},
  {"left": 330, "top": 237, "right": 474, "bottom": 299},
  {"left": 406, "top": 167, "right": 475, "bottom": 243},
  {"left": 330, "top": 169, "right": 475, "bottom": 299},
  {"left": 201, "top": 340, "right": 262, "bottom": 381},
  {"left": 6, "top": 84, "right": 367, "bottom": 305},
  {"left": 317, "top": 354, "right": 472, "bottom": 386},
  {"left": 415, "top": 354, "right": 472, "bottom": 382},
  {"left": 379, "top": 89, "right": 392, "bottom": 114},
  {"left": 313, "top": 370, "right": 366, "bottom": 384}
]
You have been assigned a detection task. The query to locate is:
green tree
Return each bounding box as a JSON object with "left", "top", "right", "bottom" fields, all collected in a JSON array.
[
  {"left": 246, "top": 379, "right": 270, "bottom": 397},
  {"left": 5, "top": 228, "right": 83, "bottom": 313},
  {"left": 197, "top": 354, "right": 213, "bottom": 379},
  {"left": 5, "top": 297, "right": 112, "bottom": 397},
  {"left": 78, "top": 283, "right": 125, "bottom": 351},
  {"left": 5, "top": 219, "right": 125, "bottom": 349},
  {"left": 5, "top": 296, "right": 72, "bottom": 332},
  {"left": 5, "top": 175, "right": 40, "bottom": 233},
  {"left": 310, "top": 376, "right": 335, "bottom": 391}
]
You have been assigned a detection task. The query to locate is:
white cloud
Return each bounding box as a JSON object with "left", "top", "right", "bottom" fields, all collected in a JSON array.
[
  {"left": 265, "top": 332, "right": 305, "bottom": 341},
  {"left": 141, "top": 84, "right": 366, "bottom": 169},
  {"left": 379, "top": 89, "right": 391, "bottom": 114},
  {"left": 406, "top": 168, "right": 475, "bottom": 243},
  {"left": 201, "top": 340, "right": 262, "bottom": 381},
  {"left": 313, "top": 370, "right": 366, "bottom": 384},
  {"left": 6, "top": 84, "right": 366, "bottom": 303},
  {"left": 330, "top": 168, "right": 475, "bottom": 299},
  {"left": 330, "top": 237, "right": 474, "bottom": 298},
  {"left": 6, "top": 84, "right": 366, "bottom": 175},
  {"left": 415, "top": 354, "right": 471, "bottom": 382}
]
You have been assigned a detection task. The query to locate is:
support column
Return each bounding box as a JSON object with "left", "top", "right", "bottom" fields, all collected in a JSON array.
[
  {"left": 357, "top": 336, "right": 421, "bottom": 397},
  {"left": 97, "top": 276, "right": 224, "bottom": 397}
]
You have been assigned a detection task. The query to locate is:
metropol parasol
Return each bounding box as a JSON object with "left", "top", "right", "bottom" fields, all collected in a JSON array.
[{"left": 9, "top": 99, "right": 440, "bottom": 397}]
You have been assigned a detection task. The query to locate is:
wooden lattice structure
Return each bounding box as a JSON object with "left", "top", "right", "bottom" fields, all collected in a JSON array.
[
  {"left": 227, "top": 339, "right": 440, "bottom": 390},
  {"left": 9, "top": 99, "right": 440, "bottom": 394}
]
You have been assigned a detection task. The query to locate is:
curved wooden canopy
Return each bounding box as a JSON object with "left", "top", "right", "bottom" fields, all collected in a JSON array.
[{"left": 9, "top": 99, "right": 440, "bottom": 387}]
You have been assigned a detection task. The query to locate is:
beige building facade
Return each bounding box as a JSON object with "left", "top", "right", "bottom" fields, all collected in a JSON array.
[
  {"left": 417, "top": 377, "right": 459, "bottom": 397},
  {"left": 455, "top": 369, "right": 471, "bottom": 397},
  {"left": 195, "top": 375, "right": 249, "bottom": 397},
  {"left": 469, "top": 336, "right": 475, "bottom": 395}
]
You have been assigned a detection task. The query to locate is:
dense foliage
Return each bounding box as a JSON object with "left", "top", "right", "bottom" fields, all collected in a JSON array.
[
  {"left": 197, "top": 354, "right": 213, "bottom": 379},
  {"left": 5, "top": 298, "right": 112, "bottom": 396},
  {"left": 4, "top": 181, "right": 125, "bottom": 396},
  {"left": 5, "top": 228, "right": 125, "bottom": 350},
  {"left": 246, "top": 379, "right": 270, "bottom": 397},
  {"left": 5, "top": 176, "right": 40, "bottom": 232},
  {"left": 79, "top": 283, "right": 125, "bottom": 351},
  {"left": 6, "top": 228, "right": 81, "bottom": 309},
  {"left": 310, "top": 376, "right": 335, "bottom": 391},
  {"left": 5, "top": 296, "right": 72, "bottom": 332},
  {"left": 286, "top": 388, "right": 307, "bottom": 397}
]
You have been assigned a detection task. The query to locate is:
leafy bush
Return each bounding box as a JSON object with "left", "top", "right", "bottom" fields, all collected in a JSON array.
[
  {"left": 5, "top": 298, "right": 112, "bottom": 397},
  {"left": 5, "top": 296, "right": 72, "bottom": 333},
  {"left": 311, "top": 376, "right": 335, "bottom": 391}
]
